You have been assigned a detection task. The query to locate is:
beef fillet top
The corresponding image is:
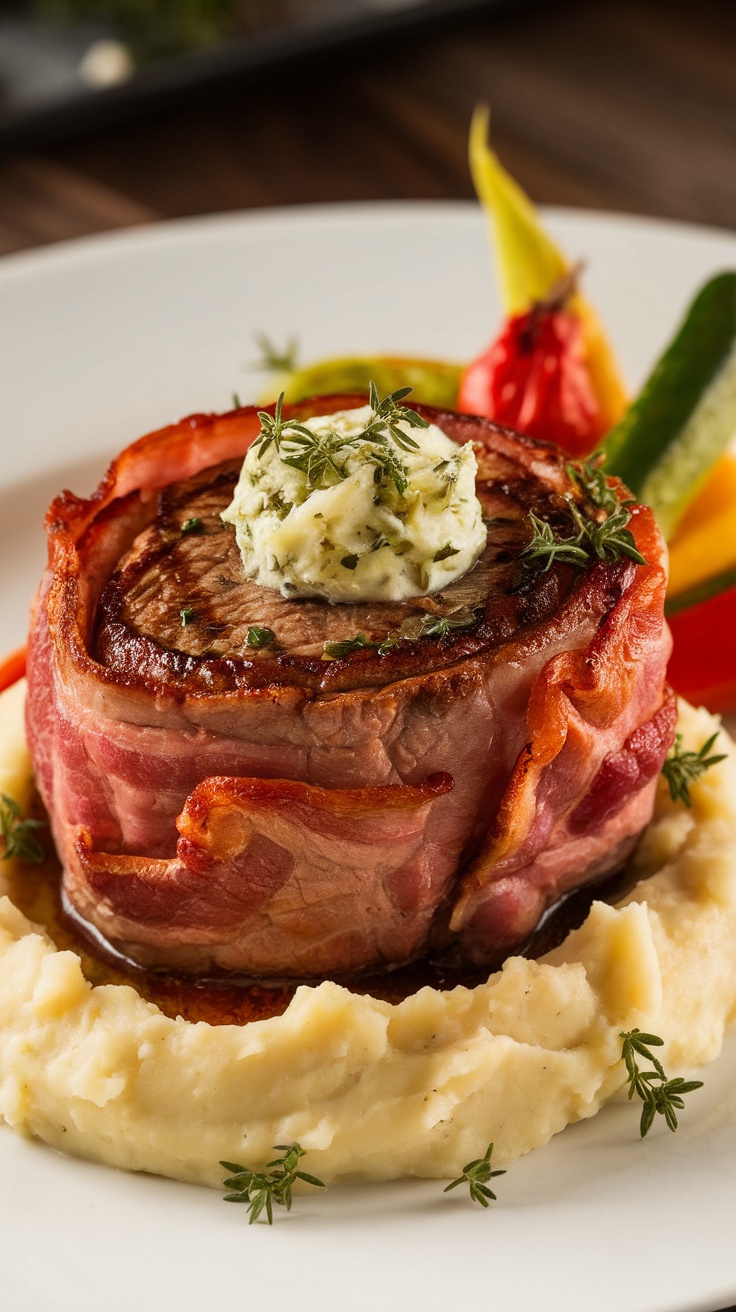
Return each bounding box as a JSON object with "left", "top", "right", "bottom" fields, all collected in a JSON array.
[
  {"left": 93, "top": 435, "right": 599, "bottom": 693},
  {"left": 26, "top": 395, "right": 675, "bottom": 978}
]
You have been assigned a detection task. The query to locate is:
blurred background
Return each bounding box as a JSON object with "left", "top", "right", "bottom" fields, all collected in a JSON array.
[{"left": 0, "top": 0, "right": 733, "bottom": 257}]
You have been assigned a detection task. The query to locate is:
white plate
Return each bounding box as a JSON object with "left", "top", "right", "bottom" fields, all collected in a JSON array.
[{"left": 1, "top": 203, "right": 736, "bottom": 1312}]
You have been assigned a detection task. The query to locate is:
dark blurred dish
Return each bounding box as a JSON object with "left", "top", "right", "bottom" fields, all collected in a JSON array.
[{"left": 0, "top": 0, "right": 524, "bottom": 144}]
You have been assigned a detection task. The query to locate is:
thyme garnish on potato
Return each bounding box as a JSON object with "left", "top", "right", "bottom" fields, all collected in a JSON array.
[
  {"left": 0, "top": 794, "right": 45, "bottom": 865},
  {"left": 443, "top": 1142, "right": 505, "bottom": 1207},
  {"left": 523, "top": 457, "right": 646, "bottom": 572},
  {"left": 620, "top": 1029, "right": 703, "bottom": 1137},
  {"left": 661, "top": 732, "right": 726, "bottom": 807},
  {"left": 221, "top": 1143, "right": 325, "bottom": 1225}
]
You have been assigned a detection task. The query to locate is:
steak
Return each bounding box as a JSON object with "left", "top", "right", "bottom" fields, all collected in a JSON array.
[{"left": 26, "top": 395, "right": 675, "bottom": 977}]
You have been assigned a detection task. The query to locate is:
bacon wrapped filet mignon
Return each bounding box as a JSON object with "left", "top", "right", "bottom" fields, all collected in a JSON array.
[{"left": 26, "top": 396, "right": 675, "bottom": 977}]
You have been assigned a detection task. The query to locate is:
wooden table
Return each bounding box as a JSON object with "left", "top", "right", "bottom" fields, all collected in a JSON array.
[{"left": 0, "top": 0, "right": 734, "bottom": 257}]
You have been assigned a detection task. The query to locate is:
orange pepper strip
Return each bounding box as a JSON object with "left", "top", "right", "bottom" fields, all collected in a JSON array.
[
  {"left": 672, "top": 452, "right": 736, "bottom": 541},
  {"left": 668, "top": 500, "right": 736, "bottom": 599},
  {"left": 0, "top": 646, "right": 27, "bottom": 695}
]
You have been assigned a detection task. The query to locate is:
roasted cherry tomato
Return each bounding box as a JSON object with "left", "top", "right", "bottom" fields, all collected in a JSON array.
[
  {"left": 458, "top": 305, "right": 606, "bottom": 458},
  {"left": 667, "top": 578, "right": 736, "bottom": 714}
]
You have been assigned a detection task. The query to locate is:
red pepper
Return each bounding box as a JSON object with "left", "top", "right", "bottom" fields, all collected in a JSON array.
[
  {"left": 0, "top": 646, "right": 26, "bottom": 695},
  {"left": 458, "top": 306, "right": 606, "bottom": 458},
  {"left": 666, "top": 582, "right": 736, "bottom": 714}
]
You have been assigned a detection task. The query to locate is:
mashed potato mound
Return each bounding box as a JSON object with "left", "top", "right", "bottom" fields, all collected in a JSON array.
[{"left": 0, "top": 679, "right": 734, "bottom": 1188}]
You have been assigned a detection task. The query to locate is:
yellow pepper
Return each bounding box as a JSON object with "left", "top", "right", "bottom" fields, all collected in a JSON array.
[{"left": 468, "top": 106, "right": 628, "bottom": 433}]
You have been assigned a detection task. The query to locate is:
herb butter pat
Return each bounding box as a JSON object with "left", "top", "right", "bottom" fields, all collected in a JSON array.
[{"left": 222, "top": 391, "right": 487, "bottom": 602}]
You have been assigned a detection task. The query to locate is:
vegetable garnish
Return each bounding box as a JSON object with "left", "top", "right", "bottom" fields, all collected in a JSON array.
[
  {"left": 221, "top": 1143, "right": 325, "bottom": 1225},
  {"left": 602, "top": 272, "right": 736, "bottom": 541},
  {"left": 256, "top": 351, "right": 462, "bottom": 409},
  {"left": 0, "top": 794, "right": 45, "bottom": 865},
  {"left": 443, "top": 1142, "right": 505, "bottom": 1208},
  {"left": 666, "top": 575, "right": 736, "bottom": 715},
  {"left": 619, "top": 1030, "right": 703, "bottom": 1138},
  {"left": 0, "top": 645, "right": 26, "bottom": 695},
  {"left": 661, "top": 732, "right": 726, "bottom": 808},
  {"left": 246, "top": 626, "right": 275, "bottom": 649},
  {"left": 181, "top": 517, "right": 202, "bottom": 535},
  {"left": 179, "top": 607, "right": 196, "bottom": 627},
  {"left": 459, "top": 104, "right": 627, "bottom": 456}
]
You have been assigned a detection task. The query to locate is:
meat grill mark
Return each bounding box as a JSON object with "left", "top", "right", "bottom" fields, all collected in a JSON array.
[
  {"left": 93, "top": 461, "right": 577, "bottom": 671},
  {"left": 26, "top": 394, "right": 674, "bottom": 977}
]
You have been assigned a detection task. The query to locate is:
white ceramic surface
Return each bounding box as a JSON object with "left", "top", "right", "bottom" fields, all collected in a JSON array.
[{"left": 1, "top": 203, "right": 735, "bottom": 1312}]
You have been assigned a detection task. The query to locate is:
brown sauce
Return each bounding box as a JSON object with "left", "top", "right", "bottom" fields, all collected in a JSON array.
[{"left": 4, "top": 794, "right": 641, "bottom": 1026}]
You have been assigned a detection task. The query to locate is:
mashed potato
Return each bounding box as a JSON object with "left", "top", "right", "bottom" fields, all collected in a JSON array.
[{"left": 0, "top": 679, "right": 734, "bottom": 1188}]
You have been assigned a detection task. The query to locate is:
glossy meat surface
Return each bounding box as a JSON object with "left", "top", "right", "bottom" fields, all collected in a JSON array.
[{"left": 26, "top": 395, "right": 674, "bottom": 976}]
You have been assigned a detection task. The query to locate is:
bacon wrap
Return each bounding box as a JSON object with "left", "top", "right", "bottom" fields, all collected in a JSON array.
[{"left": 26, "top": 396, "right": 674, "bottom": 976}]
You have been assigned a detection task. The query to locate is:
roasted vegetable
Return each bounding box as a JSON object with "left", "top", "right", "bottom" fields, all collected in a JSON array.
[{"left": 457, "top": 106, "right": 627, "bottom": 455}]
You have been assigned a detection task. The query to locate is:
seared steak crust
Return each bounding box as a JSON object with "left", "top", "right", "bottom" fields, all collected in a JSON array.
[{"left": 26, "top": 395, "right": 674, "bottom": 977}]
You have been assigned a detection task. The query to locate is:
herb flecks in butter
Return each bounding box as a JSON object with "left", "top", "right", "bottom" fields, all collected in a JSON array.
[{"left": 222, "top": 388, "right": 486, "bottom": 603}]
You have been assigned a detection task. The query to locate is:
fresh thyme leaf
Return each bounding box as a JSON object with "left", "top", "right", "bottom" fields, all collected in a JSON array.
[
  {"left": 279, "top": 425, "right": 348, "bottom": 488},
  {"left": 619, "top": 1029, "right": 703, "bottom": 1138},
  {"left": 221, "top": 1142, "right": 324, "bottom": 1225},
  {"left": 377, "top": 631, "right": 400, "bottom": 656},
  {"left": 443, "top": 1142, "right": 505, "bottom": 1207},
  {"left": 567, "top": 499, "right": 647, "bottom": 567},
  {"left": 322, "top": 633, "right": 376, "bottom": 660},
  {"left": 522, "top": 510, "right": 591, "bottom": 571},
  {"left": 0, "top": 794, "right": 45, "bottom": 865},
  {"left": 253, "top": 332, "right": 299, "bottom": 374},
  {"left": 252, "top": 383, "right": 430, "bottom": 499},
  {"left": 340, "top": 554, "right": 360, "bottom": 570},
  {"left": 179, "top": 607, "right": 196, "bottom": 627},
  {"left": 419, "top": 611, "right": 478, "bottom": 641},
  {"left": 231, "top": 391, "right": 242, "bottom": 409},
  {"left": 181, "top": 517, "right": 202, "bottom": 535},
  {"left": 246, "top": 626, "right": 275, "bottom": 649},
  {"left": 566, "top": 455, "right": 619, "bottom": 514},
  {"left": 522, "top": 456, "right": 647, "bottom": 574},
  {"left": 661, "top": 732, "right": 727, "bottom": 807},
  {"left": 362, "top": 381, "right": 428, "bottom": 452},
  {"left": 433, "top": 542, "right": 460, "bottom": 563}
]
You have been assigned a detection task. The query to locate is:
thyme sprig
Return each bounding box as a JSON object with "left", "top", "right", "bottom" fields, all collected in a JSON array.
[
  {"left": 221, "top": 1143, "right": 324, "bottom": 1225},
  {"left": 523, "top": 457, "right": 646, "bottom": 572},
  {"left": 253, "top": 332, "right": 299, "bottom": 374},
  {"left": 253, "top": 385, "right": 429, "bottom": 496},
  {"left": 363, "top": 381, "right": 429, "bottom": 452},
  {"left": 620, "top": 1030, "right": 703, "bottom": 1137},
  {"left": 523, "top": 510, "right": 591, "bottom": 571},
  {"left": 568, "top": 498, "right": 647, "bottom": 566},
  {"left": 419, "top": 611, "right": 479, "bottom": 641},
  {"left": 566, "top": 455, "right": 619, "bottom": 514},
  {"left": 322, "top": 632, "right": 376, "bottom": 660},
  {"left": 444, "top": 1142, "right": 505, "bottom": 1208},
  {"left": 661, "top": 732, "right": 726, "bottom": 807},
  {"left": 0, "top": 794, "right": 45, "bottom": 864}
]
